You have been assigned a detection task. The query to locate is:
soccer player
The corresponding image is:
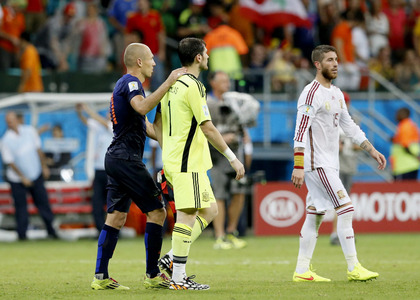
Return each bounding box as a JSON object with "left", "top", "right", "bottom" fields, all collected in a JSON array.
[
  {"left": 291, "top": 45, "right": 386, "bottom": 282},
  {"left": 153, "top": 37, "right": 245, "bottom": 290},
  {"left": 90, "top": 43, "right": 186, "bottom": 290}
]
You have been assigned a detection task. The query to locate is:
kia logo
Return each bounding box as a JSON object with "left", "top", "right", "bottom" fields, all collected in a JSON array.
[{"left": 260, "top": 191, "right": 305, "bottom": 227}]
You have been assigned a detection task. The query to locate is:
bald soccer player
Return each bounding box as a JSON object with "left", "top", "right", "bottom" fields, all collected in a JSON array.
[{"left": 91, "top": 43, "right": 186, "bottom": 290}]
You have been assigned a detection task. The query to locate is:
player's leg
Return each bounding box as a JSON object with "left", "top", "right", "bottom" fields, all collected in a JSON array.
[
  {"left": 91, "top": 170, "right": 107, "bottom": 233},
  {"left": 210, "top": 169, "right": 232, "bottom": 249},
  {"left": 293, "top": 170, "right": 332, "bottom": 282},
  {"left": 226, "top": 185, "right": 247, "bottom": 249},
  {"left": 122, "top": 162, "right": 169, "bottom": 288},
  {"left": 92, "top": 157, "right": 131, "bottom": 290}
]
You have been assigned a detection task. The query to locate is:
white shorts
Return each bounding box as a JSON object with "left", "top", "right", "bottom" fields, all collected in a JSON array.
[{"left": 305, "top": 167, "right": 351, "bottom": 213}]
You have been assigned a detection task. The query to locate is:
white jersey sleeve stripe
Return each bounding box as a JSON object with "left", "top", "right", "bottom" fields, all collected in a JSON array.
[
  {"left": 295, "top": 114, "right": 310, "bottom": 142},
  {"left": 305, "top": 82, "right": 320, "bottom": 105}
]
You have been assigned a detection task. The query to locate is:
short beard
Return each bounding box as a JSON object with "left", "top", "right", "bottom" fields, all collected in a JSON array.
[{"left": 321, "top": 68, "right": 336, "bottom": 81}]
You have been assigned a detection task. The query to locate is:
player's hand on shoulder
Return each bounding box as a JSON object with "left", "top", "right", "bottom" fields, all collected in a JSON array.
[
  {"left": 167, "top": 67, "right": 187, "bottom": 85},
  {"left": 291, "top": 169, "right": 305, "bottom": 189},
  {"left": 230, "top": 158, "right": 245, "bottom": 180}
]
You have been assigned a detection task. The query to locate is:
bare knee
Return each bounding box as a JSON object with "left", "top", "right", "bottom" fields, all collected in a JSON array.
[
  {"left": 105, "top": 211, "right": 128, "bottom": 230},
  {"left": 146, "top": 207, "right": 167, "bottom": 226}
]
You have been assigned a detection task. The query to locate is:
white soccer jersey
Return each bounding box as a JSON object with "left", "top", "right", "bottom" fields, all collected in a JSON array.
[{"left": 293, "top": 80, "right": 367, "bottom": 171}]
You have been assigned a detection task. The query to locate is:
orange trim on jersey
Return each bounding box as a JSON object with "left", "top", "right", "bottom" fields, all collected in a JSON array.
[{"left": 110, "top": 94, "right": 117, "bottom": 124}]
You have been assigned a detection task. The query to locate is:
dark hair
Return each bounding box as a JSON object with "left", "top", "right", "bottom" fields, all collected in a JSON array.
[
  {"left": 311, "top": 45, "right": 337, "bottom": 64},
  {"left": 178, "top": 37, "right": 206, "bottom": 67},
  {"left": 20, "top": 31, "right": 31, "bottom": 43}
]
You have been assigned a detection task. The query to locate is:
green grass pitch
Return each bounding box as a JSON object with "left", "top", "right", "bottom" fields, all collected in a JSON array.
[{"left": 0, "top": 233, "right": 419, "bottom": 299}]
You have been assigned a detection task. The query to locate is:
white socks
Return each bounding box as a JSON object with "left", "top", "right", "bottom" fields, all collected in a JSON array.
[
  {"left": 336, "top": 205, "right": 358, "bottom": 271},
  {"left": 295, "top": 211, "right": 324, "bottom": 274}
]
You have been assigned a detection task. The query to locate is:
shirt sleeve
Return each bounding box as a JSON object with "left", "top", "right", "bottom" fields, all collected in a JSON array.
[
  {"left": 126, "top": 78, "right": 143, "bottom": 102},
  {"left": 293, "top": 86, "right": 319, "bottom": 148},
  {"left": 187, "top": 83, "right": 211, "bottom": 125},
  {"left": 1, "top": 136, "right": 14, "bottom": 164},
  {"left": 339, "top": 98, "right": 366, "bottom": 145}
]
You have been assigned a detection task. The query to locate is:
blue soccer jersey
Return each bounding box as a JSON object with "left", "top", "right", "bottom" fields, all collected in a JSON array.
[{"left": 107, "top": 74, "right": 147, "bottom": 161}]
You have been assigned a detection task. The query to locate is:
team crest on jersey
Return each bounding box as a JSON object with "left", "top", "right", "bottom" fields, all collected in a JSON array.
[
  {"left": 325, "top": 101, "right": 331, "bottom": 111},
  {"left": 202, "top": 191, "right": 210, "bottom": 202},
  {"left": 203, "top": 105, "right": 210, "bottom": 117},
  {"left": 337, "top": 190, "right": 346, "bottom": 199},
  {"left": 128, "top": 81, "right": 139, "bottom": 92}
]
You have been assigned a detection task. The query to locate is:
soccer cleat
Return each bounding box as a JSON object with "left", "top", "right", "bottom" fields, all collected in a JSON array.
[
  {"left": 91, "top": 277, "right": 130, "bottom": 290},
  {"left": 293, "top": 265, "right": 331, "bottom": 282},
  {"left": 158, "top": 254, "right": 173, "bottom": 277},
  {"left": 213, "top": 237, "right": 233, "bottom": 250},
  {"left": 347, "top": 263, "right": 379, "bottom": 281},
  {"left": 226, "top": 233, "right": 247, "bottom": 249},
  {"left": 169, "top": 275, "right": 210, "bottom": 290},
  {"left": 143, "top": 272, "right": 170, "bottom": 289}
]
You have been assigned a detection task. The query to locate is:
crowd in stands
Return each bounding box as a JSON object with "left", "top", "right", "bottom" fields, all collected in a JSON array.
[{"left": 2, "top": 0, "right": 420, "bottom": 92}]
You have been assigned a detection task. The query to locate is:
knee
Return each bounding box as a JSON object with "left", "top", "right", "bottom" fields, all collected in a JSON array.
[
  {"left": 147, "top": 207, "right": 167, "bottom": 225},
  {"left": 105, "top": 211, "right": 127, "bottom": 229}
]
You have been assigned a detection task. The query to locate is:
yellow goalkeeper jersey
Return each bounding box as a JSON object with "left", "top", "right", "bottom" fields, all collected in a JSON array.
[{"left": 160, "top": 73, "right": 213, "bottom": 173}]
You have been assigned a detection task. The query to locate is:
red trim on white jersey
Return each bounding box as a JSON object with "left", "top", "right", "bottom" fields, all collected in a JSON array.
[{"left": 317, "top": 168, "right": 340, "bottom": 207}]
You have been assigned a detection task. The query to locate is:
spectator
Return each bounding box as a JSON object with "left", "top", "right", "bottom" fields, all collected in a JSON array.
[
  {"left": 390, "top": 107, "right": 420, "bottom": 180},
  {"left": 24, "top": 0, "right": 46, "bottom": 35},
  {"left": 383, "top": 0, "right": 407, "bottom": 62},
  {"left": 266, "top": 47, "right": 296, "bottom": 93},
  {"left": 331, "top": 11, "right": 361, "bottom": 90},
  {"left": 126, "top": 0, "right": 166, "bottom": 91},
  {"left": 393, "top": 49, "right": 420, "bottom": 92},
  {"left": 107, "top": 0, "right": 137, "bottom": 71},
  {"left": 76, "top": 103, "right": 113, "bottom": 233},
  {"left": 203, "top": 22, "right": 248, "bottom": 80},
  {"left": 44, "top": 124, "right": 72, "bottom": 181},
  {"left": 226, "top": 0, "right": 254, "bottom": 48},
  {"left": 368, "top": 45, "right": 394, "bottom": 90},
  {"left": 1, "top": 111, "right": 57, "bottom": 241},
  {"left": 17, "top": 31, "right": 44, "bottom": 93},
  {"left": 77, "top": 1, "right": 110, "bottom": 73},
  {"left": 351, "top": 11, "right": 369, "bottom": 67},
  {"left": 34, "top": 2, "right": 78, "bottom": 71},
  {"left": 207, "top": 70, "right": 252, "bottom": 250},
  {"left": 177, "top": 0, "right": 210, "bottom": 39},
  {"left": 317, "top": 0, "right": 339, "bottom": 46},
  {"left": 0, "top": 0, "right": 25, "bottom": 71},
  {"left": 247, "top": 43, "right": 268, "bottom": 93},
  {"left": 365, "top": 0, "right": 389, "bottom": 57}
]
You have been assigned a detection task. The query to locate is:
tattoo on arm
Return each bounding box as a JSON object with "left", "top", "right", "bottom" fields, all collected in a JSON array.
[{"left": 360, "top": 140, "right": 374, "bottom": 153}]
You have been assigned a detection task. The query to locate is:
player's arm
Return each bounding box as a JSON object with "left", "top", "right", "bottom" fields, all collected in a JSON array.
[
  {"left": 339, "top": 107, "right": 386, "bottom": 170},
  {"left": 145, "top": 117, "right": 157, "bottom": 140},
  {"left": 360, "top": 140, "right": 386, "bottom": 170},
  {"left": 200, "top": 120, "right": 245, "bottom": 180},
  {"left": 290, "top": 89, "right": 317, "bottom": 188},
  {"left": 130, "top": 68, "right": 186, "bottom": 116},
  {"left": 153, "top": 108, "right": 162, "bottom": 148}
]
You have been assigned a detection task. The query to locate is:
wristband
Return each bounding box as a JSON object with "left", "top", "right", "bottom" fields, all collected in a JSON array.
[
  {"left": 223, "top": 147, "right": 237, "bottom": 162},
  {"left": 294, "top": 152, "right": 304, "bottom": 169}
]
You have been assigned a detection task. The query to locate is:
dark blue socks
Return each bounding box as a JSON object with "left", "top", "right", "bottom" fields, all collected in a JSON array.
[
  {"left": 145, "top": 222, "right": 164, "bottom": 278},
  {"left": 95, "top": 224, "right": 120, "bottom": 279}
]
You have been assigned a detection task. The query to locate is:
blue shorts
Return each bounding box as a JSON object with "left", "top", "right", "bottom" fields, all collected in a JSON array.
[{"left": 105, "top": 155, "right": 164, "bottom": 214}]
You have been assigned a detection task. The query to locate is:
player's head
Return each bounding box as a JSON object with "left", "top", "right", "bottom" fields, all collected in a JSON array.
[
  {"left": 396, "top": 107, "right": 410, "bottom": 122},
  {"left": 311, "top": 45, "right": 338, "bottom": 81},
  {"left": 209, "top": 71, "right": 230, "bottom": 95},
  {"left": 178, "top": 37, "right": 208, "bottom": 70},
  {"left": 124, "top": 43, "right": 156, "bottom": 78}
]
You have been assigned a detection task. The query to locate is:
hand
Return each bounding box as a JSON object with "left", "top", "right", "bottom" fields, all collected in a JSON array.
[
  {"left": 291, "top": 168, "right": 305, "bottom": 188},
  {"left": 167, "top": 67, "right": 187, "bottom": 85},
  {"left": 230, "top": 158, "right": 245, "bottom": 180},
  {"left": 21, "top": 177, "right": 33, "bottom": 187},
  {"left": 42, "top": 166, "right": 50, "bottom": 180},
  {"left": 369, "top": 149, "right": 387, "bottom": 170}
]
